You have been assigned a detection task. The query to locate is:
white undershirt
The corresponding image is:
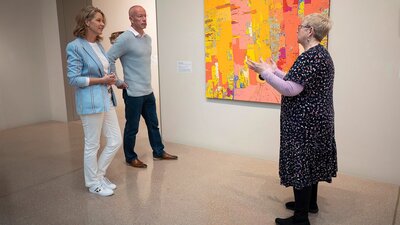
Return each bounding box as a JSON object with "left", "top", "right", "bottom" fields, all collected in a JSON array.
[{"left": 89, "top": 42, "right": 109, "bottom": 73}]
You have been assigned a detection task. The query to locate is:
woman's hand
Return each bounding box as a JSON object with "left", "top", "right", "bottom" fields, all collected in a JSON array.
[
  {"left": 266, "top": 58, "right": 278, "bottom": 72},
  {"left": 247, "top": 58, "right": 275, "bottom": 75},
  {"left": 103, "top": 73, "right": 117, "bottom": 85}
]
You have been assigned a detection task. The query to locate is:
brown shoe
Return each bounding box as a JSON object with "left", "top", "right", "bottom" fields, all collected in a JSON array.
[
  {"left": 128, "top": 159, "right": 147, "bottom": 168},
  {"left": 153, "top": 152, "right": 178, "bottom": 160}
]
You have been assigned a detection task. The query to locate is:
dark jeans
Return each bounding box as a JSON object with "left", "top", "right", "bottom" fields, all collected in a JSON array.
[{"left": 123, "top": 90, "right": 164, "bottom": 163}]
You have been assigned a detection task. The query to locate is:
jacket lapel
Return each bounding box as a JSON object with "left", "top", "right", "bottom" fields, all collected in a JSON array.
[{"left": 78, "top": 38, "right": 105, "bottom": 76}]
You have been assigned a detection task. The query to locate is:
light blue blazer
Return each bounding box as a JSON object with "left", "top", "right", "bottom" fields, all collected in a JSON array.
[{"left": 66, "top": 38, "right": 117, "bottom": 115}]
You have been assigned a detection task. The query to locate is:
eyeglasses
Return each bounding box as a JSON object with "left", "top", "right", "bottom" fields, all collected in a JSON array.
[{"left": 298, "top": 24, "right": 311, "bottom": 31}]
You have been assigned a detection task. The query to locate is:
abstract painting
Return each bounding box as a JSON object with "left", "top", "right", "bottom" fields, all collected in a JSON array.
[{"left": 205, "top": 0, "right": 330, "bottom": 104}]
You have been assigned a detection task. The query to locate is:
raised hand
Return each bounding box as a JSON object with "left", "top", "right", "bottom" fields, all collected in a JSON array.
[
  {"left": 247, "top": 58, "right": 274, "bottom": 74},
  {"left": 266, "top": 58, "right": 277, "bottom": 72}
]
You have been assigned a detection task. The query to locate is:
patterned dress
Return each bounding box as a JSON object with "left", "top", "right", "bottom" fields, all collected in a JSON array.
[{"left": 280, "top": 44, "right": 337, "bottom": 189}]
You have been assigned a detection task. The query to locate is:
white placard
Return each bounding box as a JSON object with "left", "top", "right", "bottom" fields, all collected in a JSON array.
[{"left": 177, "top": 61, "right": 192, "bottom": 73}]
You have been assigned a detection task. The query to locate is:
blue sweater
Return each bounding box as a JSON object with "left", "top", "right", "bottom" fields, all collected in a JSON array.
[{"left": 107, "top": 30, "right": 153, "bottom": 97}]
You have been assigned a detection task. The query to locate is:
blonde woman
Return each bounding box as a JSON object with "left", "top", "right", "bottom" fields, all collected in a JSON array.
[{"left": 66, "top": 6, "right": 122, "bottom": 197}]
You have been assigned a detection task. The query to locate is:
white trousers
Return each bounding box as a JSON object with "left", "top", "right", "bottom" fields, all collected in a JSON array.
[{"left": 80, "top": 108, "right": 122, "bottom": 188}]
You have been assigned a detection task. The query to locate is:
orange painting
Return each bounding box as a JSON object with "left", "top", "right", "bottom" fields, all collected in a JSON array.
[{"left": 205, "top": 0, "right": 330, "bottom": 104}]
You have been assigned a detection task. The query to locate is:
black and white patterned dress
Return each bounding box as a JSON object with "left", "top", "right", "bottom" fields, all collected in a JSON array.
[{"left": 280, "top": 44, "right": 337, "bottom": 189}]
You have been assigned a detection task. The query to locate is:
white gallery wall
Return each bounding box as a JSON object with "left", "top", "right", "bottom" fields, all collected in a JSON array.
[
  {"left": 0, "top": 0, "right": 66, "bottom": 130},
  {"left": 156, "top": 0, "right": 400, "bottom": 185}
]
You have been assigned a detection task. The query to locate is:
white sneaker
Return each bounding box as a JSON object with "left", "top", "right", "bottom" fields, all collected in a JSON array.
[
  {"left": 101, "top": 177, "right": 117, "bottom": 190},
  {"left": 89, "top": 185, "right": 114, "bottom": 197}
]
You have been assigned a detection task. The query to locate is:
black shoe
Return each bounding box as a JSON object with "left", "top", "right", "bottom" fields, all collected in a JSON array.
[
  {"left": 285, "top": 201, "right": 319, "bottom": 213},
  {"left": 275, "top": 216, "right": 310, "bottom": 225}
]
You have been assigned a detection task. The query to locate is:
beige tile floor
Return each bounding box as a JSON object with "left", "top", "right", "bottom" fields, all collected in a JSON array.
[{"left": 0, "top": 120, "right": 399, "bottom": 225}]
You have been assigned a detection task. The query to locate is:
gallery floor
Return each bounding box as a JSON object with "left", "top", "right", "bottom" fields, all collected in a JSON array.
[{"left": 0, "top": 117, "right": 399, "bottom": 225}]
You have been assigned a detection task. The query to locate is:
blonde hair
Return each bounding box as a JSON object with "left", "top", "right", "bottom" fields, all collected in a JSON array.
[
  {"left": 302, "top": 13, "right": 332, "bottom": 42},
  {"left": 72, "top": 6, "right": 106, "bottom": 42}
]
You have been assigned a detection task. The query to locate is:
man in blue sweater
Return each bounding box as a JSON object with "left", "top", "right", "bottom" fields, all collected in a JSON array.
[{"left": 108, "top": 5, "right": 178, "bottom": 168}]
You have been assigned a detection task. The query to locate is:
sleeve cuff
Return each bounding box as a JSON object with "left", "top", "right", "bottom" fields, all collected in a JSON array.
[{"left": 84, "top": 77, "right": 90, "bottom": 87}]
